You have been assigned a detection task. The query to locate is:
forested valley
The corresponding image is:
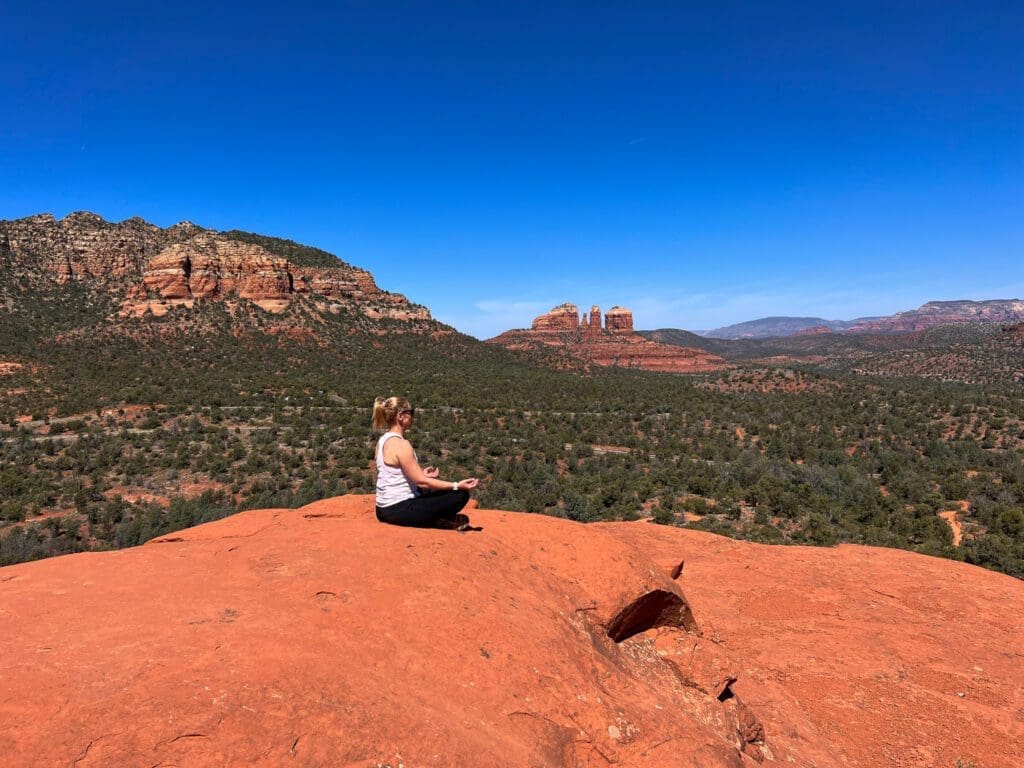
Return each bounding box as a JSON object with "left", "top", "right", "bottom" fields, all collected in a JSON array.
[{"left": 2, "top": 285, "right": 1023, "bottom": 579}]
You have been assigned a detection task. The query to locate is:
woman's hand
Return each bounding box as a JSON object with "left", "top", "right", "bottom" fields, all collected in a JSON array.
[
  {"left": 423, "top": 466, "right": 440, "bottom": 479},
  {"left": 457, "top": 478, "right": 480, "bottom": 491}
]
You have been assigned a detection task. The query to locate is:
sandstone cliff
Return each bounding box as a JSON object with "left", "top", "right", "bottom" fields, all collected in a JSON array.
[
  {"left": 0, "top": 212, "right": 430, "bottom": 322},
  {"left": 1, "top": 494, "right": 1020, "bottom": 767},
  {"left": 491, "top": 303, "right": 728, "bottom": 373},
  {"left": 845, "top": 299, "right": 1024, "bottom": 334}
]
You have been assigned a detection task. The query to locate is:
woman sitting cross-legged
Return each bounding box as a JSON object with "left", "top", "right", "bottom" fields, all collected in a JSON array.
[{"left": 372, "top": 396, "right": 480, "bottom": 529}]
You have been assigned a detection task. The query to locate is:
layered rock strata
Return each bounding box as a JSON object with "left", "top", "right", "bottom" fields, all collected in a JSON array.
[
  {"left": 846, "top": 299, "right": 1024, "bottom": 333},
  {"left": 492, "top": 303, "right": 727, "bottom": 373},
  {"left": 0, "top": 212, "right": 430, "bottom": 321}
]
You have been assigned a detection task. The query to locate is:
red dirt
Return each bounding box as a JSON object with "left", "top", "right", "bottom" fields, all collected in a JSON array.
[
  {"left": 939, "top": 501, "right": 972, "bottom": 547},
  {"left": 103, "top": 486, "right": 172, "bottom": 507},
  {"left": 938, "top": 511, "right": 963, "bottom": 546},
  {"left": 179, "top": 480, "right": 230, "bottom": 498}
]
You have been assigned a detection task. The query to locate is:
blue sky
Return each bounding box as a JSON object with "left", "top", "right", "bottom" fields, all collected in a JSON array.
[{"left": 2, "top": 1, "right": 1021, "bottom": 337}]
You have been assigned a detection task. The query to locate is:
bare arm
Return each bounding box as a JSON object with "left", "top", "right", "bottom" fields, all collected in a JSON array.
[{"left": 386, "top": 438, "right": 479, "bottom": 492}]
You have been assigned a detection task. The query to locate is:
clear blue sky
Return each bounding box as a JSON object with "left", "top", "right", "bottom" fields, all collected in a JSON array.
[{"left": 3, "top": 1, "right": 1021, "bottom": 337}]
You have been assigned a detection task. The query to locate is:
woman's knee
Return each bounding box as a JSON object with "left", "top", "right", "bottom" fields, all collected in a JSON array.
[{"left": 451, "top": 489, "right": 470, "bottom": 511}]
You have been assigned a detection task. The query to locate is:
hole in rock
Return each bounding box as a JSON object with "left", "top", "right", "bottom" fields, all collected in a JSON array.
[
  {"left": 717, "top": 680, "right": 736, "bottom": 702},
  {"left": 606, "top": 588, "right": 697, "bottom": 643}
]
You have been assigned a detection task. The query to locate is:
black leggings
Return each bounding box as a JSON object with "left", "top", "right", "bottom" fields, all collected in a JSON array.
[{"left": 376, "top": 489, "right": 470, "bottom": 528}]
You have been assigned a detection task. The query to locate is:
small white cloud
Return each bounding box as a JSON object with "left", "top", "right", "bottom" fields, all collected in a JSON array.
[{"left": 435, "top": 298, "right": 559, "bottom": 339}]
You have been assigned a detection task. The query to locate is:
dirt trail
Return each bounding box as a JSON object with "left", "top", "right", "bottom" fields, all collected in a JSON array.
[{"left": 938, "top": 501, "right": 969, "bottom": 547}]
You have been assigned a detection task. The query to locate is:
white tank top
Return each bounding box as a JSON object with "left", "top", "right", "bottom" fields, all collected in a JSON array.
[{"left": 375, "top": 432, "right": 418, "bottom": 508}]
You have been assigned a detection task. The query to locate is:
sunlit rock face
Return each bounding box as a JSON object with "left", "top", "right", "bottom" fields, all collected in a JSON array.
[
  {"left": 605, "top": 306, "right": 634, "bottom": 333},
  {"left": 531, "top": 302, "right": 581, "bottom": 332},
  {"left": 0, "top": 211, "right": 431, "bottom": 322},
  {"left": 2, "top": 494, "right": 1021, "bottom": 768}
]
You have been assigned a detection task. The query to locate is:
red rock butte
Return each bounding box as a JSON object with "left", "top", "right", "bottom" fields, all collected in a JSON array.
[
  {"left": 490, "top": 303, "right": 728, "bottom": 373},
  {"left": 2, "top": 495, "right": 1022, "bottom": 767}
]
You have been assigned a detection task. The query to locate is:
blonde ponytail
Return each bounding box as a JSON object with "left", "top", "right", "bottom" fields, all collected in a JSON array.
[{"left": 372, "top": 396, "right": 411, "bottom": 430}]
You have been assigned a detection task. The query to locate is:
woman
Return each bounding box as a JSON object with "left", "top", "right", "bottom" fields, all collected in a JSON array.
[{"left": 372, "top": 396, "right": 479, "bottom": 529}]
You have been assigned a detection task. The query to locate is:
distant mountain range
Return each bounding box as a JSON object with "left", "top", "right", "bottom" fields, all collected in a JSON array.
[
  {"left": 702, "top": 300, "right": 1024, "bottom": 339},
  {"left": 702, "top": 316, "right": 871, "bottom": 339}
]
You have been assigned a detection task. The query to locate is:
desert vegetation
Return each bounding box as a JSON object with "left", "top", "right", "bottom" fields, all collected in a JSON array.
[
  {"left": 647, "top": 324, "right": 1024, "bottom": 385},
  {"left": 2, "top": 283, "right": 1023, "bottom": 578}
]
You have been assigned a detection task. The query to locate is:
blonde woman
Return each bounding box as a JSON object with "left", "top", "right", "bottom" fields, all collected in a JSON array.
[{"left": 372, "top": 396, "right": 479, "bottom": 529}]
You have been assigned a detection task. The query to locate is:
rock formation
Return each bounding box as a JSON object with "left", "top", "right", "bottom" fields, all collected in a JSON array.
[
  {"left": 135, "top": 235, "right": 295, "bottom": 313},
  {"left": 0, "top": 212, "right": 431, "bottom": 321},
  {"left": 2, "top": 494, "right": 1021, "bottom": 767},
  {"left": 605, "top": 306, "right": 634, "bottom": 333},
  {"left": 845, "top": 300, "right": 1024, "bottom": 334},
  {"left": 531, "top": 302, "right": 582, "bottom": 332},
  {"left": 1002, "top": 322, "right": 1024, "bottom": 341},
  {"left": 492, "top": 303, "right": 727, "bottom": 373}
]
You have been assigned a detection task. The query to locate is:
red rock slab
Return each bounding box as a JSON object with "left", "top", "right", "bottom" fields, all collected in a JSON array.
[
  {"left": 618, "top": 523, "right": 1024, "bottom": 768},
  {"left": 2, "top": 496, "right": 778, "bottom": 768},
  {"left": 3, "top": 496, "right": 1021, "bottom": 767}
]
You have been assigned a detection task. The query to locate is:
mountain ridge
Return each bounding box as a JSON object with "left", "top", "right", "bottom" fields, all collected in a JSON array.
[
  {"left": 704, "top": 299, "right": 1024, "bottom": 337},
  {"left": 0, "top": 211, "right": 431, "bottom": 324},
  {"left": 703, "top": 300, "right": 1024, "bottom": 339},
  {"left": 702, "top": 316, "right": 869, "bottom": 339}
]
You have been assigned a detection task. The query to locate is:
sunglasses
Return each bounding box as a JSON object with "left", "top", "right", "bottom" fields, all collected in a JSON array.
[{"left": 400, "top": 408, "right": 415, "bottom": 417}]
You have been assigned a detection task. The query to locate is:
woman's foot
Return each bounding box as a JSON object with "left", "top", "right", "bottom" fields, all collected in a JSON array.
[{"left": 454, "top": 514, "right": 482, "bottom": 532}]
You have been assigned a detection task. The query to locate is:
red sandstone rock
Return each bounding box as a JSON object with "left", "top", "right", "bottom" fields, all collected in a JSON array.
[
  {"left": 846, "top": 300, "right": 1024, "bottom": 333},
  {"left": 493, "top": 303, "right": 728, "bottom": 373},
  {"left": 142, "top": 245, "right": 195, "bottom": 299},
  {"left": 605, "top": 306, "right": 634, "bottom": 333},
  {"left": 0, "top": 212, "right": 431, "bottom": 323},
  {"left": 1, "top": 212, "right": 163, "bottom": 283},
  {"left": 136, "top": 236, "right": 295, "bottom": 312},
  {"left": 2, "top": 495, "right": 1021, "bottom": 768},
  {"left": 532, "top": 302, "right": 581, "bottom": 332}
]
